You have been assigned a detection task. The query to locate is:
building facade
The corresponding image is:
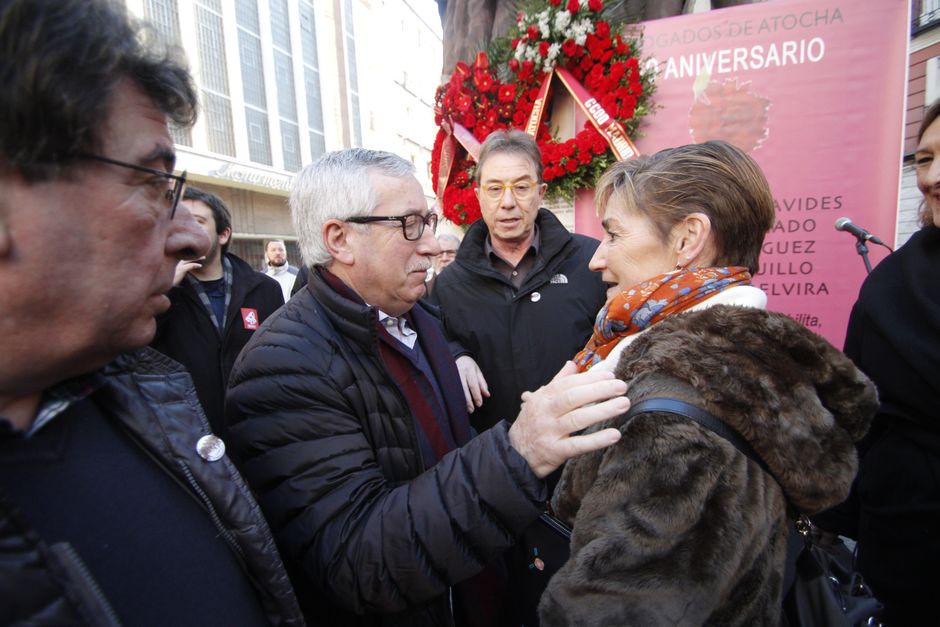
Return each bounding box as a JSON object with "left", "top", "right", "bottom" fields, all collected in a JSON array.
[{"left": 125, "top": 0, "right": 443, "bottom": 268}]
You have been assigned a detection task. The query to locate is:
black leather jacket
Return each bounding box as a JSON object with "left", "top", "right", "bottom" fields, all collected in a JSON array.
[{"left": 0, "top": 348, "right": 304, "bottom": 626}]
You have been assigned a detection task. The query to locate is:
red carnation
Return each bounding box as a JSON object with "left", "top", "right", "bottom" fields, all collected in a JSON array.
[
  {"left": 461, "top": 112, "right": 477, "bottom": 128},
  {"left": 511, "top": 38, "right": 520, "bottom": 49},
  {"left": 539, "top": 41, "right": 550, "bottom": 57},
  {"left": 577, "top": 150, "right": 593, "bottom": 165},
  {"left": 565, "top": 159, "right": 579, "bottom": 172},
  {"left": 498, "top": 83, "right": 517, "bottom": 103},
  {"left": 562, "top": 39, "right": 579, "bottom": 58},
  {"left": 595, "top": 21, "right": 610, "bottom": 39},
  {"left": 589, "top": 0, "right": 603, "bottom": 11},
  {"left": 508, "top": 58, "right": 520, "bottom": 72},
  {"left": 567, "top": 0, "right": 579, "bottom": 14},
  {"left": 549, "top": 0, "right": 562, "bottom": 5},
  {"left": 527, "top": 25, "right": 540, "bottom": 40}
]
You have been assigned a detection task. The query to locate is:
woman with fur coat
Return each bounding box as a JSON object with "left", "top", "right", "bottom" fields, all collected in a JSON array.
[{"left": 538, "top": 141, "right": 879, "bottom": 626}]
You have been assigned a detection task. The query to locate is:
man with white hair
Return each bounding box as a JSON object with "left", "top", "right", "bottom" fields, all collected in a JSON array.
[{"left": 225, "top": 148, "right": 629, "bottom": 626}]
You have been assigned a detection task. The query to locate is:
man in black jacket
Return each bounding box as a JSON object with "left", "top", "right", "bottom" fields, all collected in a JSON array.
[
  {"left": 152, "top": 186, "right": 284, "bottom": 436},
  {"left": 0, "top": 2, "right": 303, "bottom": 624},
  {"left": 430, "top": 130, "right": 608, "bottom": 433},
  {"left": 225, "top": 148, "right": 629, "bottom": 626}
]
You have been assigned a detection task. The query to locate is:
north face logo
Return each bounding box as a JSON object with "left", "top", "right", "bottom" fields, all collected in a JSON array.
[{"left": 550, "top": 274, "right": 568, "bottom": 284}]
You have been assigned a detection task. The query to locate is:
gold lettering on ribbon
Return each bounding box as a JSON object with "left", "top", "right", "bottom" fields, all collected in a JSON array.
[
  {"left": 555, "top": 67, "right": 640, "bottom": 161},
  {"left": 525, "top": 73, "right": 554, "bottom": 138}
]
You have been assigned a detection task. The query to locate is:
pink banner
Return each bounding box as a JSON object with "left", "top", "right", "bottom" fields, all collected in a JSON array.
[{"left": 576, "top": 0, "right": 909, "bottom": 348}]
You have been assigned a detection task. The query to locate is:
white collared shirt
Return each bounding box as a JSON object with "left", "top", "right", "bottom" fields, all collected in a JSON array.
[{"left": 378, "top": 310, "right": 418, "bottom": 349}]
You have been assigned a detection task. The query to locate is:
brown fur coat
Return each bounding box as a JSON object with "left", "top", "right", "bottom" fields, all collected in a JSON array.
[{"left": 539, "top": 305, "right": 878, "bottom": 626}]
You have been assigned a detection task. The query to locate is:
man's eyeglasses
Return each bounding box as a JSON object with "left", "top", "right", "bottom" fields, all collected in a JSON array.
[
  {"left": 480, "top": 178, "right": 541, "bottom": 202},
  {"left": 347, "top": 213, "right": 439, "bottom": 241},
  {"left": 79, "top": 153, "right": 187, "bottom": 220}
]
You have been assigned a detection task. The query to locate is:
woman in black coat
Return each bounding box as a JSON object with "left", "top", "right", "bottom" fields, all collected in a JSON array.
[{"left": 815, "top": 100, "right": 940, "bottom": 625}]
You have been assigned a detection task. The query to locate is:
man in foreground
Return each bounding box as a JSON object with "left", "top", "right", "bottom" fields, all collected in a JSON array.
[
  {"left": 0, "top": 1, "right": 302, "bottom": 623},
  {"left": 225, "top": 148, "right": 628, "bottom": 625}
]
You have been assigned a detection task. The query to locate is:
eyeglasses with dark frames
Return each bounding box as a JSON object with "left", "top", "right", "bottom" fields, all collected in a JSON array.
[
  {"left": 347, "top": 213, "right": 439, "bottom": 241},
  {"left": 78, "top": 153, "right": 187, "bottom": 220}
]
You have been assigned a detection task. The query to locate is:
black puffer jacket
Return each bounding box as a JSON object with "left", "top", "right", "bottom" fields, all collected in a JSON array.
[
  {"left": 430, "top": 209, "right": 606, "bottom": 432},
  {"left": 0, "top": 348, "right": 304, "bottom": 626},
  {"left": 225, "top": 270, "right": 546, "bottom": 627}
]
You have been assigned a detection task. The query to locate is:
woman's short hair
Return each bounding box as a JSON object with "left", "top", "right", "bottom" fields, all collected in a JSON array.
[
  {"left": 290, "top": 148, "right": 415, "bottom": 267},
  {"left": 916, "top": 99, "right": 940, "bottom": 228},
  {"left": 594, "top": 141, "right": 776, "bottom": 274},
  {"left": 475, "top": 130, "right": 544, "bottom": 183}
]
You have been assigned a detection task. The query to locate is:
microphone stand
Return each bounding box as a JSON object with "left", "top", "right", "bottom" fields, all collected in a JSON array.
[{"left": 854, "top": 237, "right": 873, "bottom": 274}]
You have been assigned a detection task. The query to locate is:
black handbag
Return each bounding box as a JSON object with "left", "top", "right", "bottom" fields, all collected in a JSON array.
[
  {"left": 781, "top": 517, "right": 883, "bottom": 627},
  {"left": 623, "top": 398, "right": 883, "bottom": 627}
]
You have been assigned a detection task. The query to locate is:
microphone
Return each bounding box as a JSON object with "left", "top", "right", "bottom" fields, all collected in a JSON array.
[{"left": 834, "top": 217, "right": 884, "bottom": 245}]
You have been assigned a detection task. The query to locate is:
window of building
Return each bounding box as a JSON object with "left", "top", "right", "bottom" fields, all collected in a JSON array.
[
  {"left": 194, "top": 1, "right": 235, "bottom": 156},
  {"left": 926, "top": 55, "right": 940, "bottom": 107},
  {"left": 235, "top": 0, "right": 260, "bottom": 33},
  {"left": 236, "top": 0, "right": 271, "bottom": 166},
  {"left": 145, "top": 0, "right": 191, "bottom": 146},
  {"left": 274, "top": 51, "right": 298, "bottom": 122},
  {"left": 270, "top": 0, "right": 291, "bottom": 51},
  {"left": 344, "top": 0, "right": 362, "bottom": 147},
  {"left": 300, "top": 0, "right": 326, "bottom": 159},
  {"left": 921, "top": 0, "right": 940, "bottom": 28},
  {"left": 281, "top": 121, "right": 301, "bottom": 172},
  {"left": 246, "top": 109, "right": 273, "bottom": 165},
  {"left": 204, "top": 91, "right": 236, "bottom": 156}
]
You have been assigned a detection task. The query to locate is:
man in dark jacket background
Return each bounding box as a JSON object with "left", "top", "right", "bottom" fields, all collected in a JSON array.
[
  {"left": 0, "top": 1, "right": 303, "bottom": 624},
  {"left": 225, "top": 148, "right": 629, "bottom": 626},
  {"left": 429, "top": 130, "right": 607, "bottom": 433},
  {"left": 152, "top": 186, "right": 284, "bottom": 436}
]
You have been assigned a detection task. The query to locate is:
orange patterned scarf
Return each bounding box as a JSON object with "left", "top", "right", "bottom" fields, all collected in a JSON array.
[{"left": 574, "top": 266, "right": 752, "bottom": 372}]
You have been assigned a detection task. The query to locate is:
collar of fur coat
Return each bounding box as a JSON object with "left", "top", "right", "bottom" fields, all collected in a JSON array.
[{"left": 612, "top": 304, "right": 877, "bottom": 514}]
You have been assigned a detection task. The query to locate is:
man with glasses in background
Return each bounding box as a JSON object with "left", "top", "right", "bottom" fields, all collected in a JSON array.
[
  {"left": 429, "top": 130, "right": 608, "bottom": 434},
  {"left": 0, "top": 1, "right": 303, "bottom": 624},
  {"left": 224, "top": 148, "right": 629, "bottom": 625},
  {"left": 425, "top": 232, "right": 461, "bottom": 295}
]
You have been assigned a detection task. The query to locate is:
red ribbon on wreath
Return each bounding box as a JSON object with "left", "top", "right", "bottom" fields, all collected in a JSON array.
[{"left": 525, "top": 68, "right": 639, "bottom": 161}]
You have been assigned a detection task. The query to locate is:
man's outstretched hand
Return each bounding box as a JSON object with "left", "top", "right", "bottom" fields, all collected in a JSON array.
[{"left": 508, "top": 362, "right": 629, "bottom": 479}]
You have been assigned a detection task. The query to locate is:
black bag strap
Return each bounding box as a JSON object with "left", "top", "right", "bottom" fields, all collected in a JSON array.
[{"left": 624, "top": 398, "right": 771, "bottom": 475}]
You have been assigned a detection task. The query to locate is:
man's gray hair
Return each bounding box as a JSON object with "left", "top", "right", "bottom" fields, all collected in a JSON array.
[
  {"left": 437, "top": 233, "right": 461, "bottom": 246},
  {"left": 290, "top": 148, "right": 416, "bottom": 267}
]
